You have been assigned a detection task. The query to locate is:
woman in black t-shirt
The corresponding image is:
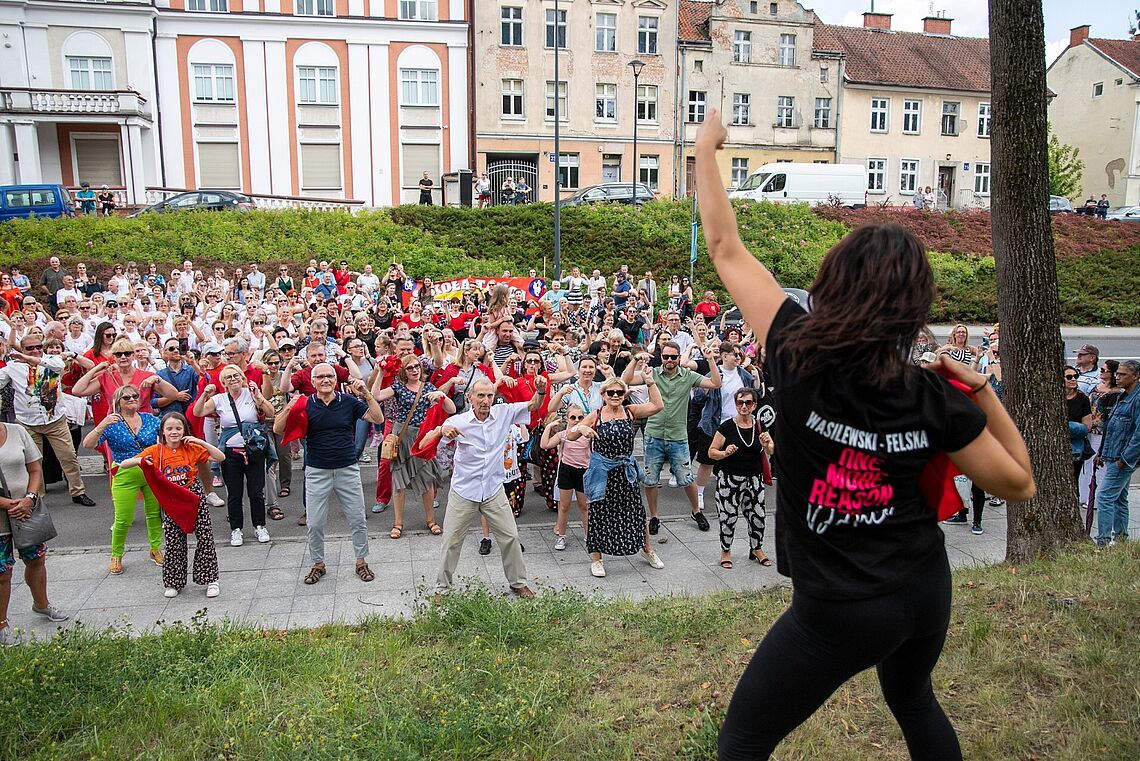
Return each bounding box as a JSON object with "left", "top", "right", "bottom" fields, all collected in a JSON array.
[
  {"left": 707, "top": 387, "right": 775, "bottom": 569},
  {"left": 694, "top": 110, "right": 1035, "bottom": 761},
  {"left": 1064, "top": 365, "right": 1093, "bottom": 482}
]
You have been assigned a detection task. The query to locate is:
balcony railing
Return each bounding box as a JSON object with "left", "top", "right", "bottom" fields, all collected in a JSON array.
[{"left": 0, "top": 88, "right": 151, "bottom": 120}]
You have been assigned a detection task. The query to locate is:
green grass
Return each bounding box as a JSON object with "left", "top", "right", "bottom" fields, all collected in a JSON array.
[{"left": 1, "top": 544, "right": 1137, "bottom": 759}]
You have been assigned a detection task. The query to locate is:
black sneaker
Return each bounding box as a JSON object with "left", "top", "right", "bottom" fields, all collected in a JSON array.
[
  {"left": 692, "top": 511, "right": 710, "bottom": 532},
  {"left": 648, "top": 517, "right": 660, "bottom": 535},
  {"left": 942, "top": 514, "right": 968, "bottom": 525},
  {"left": 478, "top": 537, "right": 492, "bottom": 556},
  {"left": 72, "top": 494, "right": 96, "bottom": 507},
  {"left": 971, "top": 524, "right": 984, "bottom": 535}
]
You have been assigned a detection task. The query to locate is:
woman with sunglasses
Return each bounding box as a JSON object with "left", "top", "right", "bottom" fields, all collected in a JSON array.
[
  {"left": 540, "top": 404, "right": 592, "bottom": 551},
  {"left": 567, "top": 369, "right": 663, "bottom": 577},
  {"left": 696, "top": 110, "right": 1034, "bottom": 759},
  {"left": 72, "top": 338, "right": 179, "bottom": 416},
  {"left": 0, "top": 274, "right": 22, "bottom": 316},
  {"left": 1064, "top": 365, "right": 1094, "bottom": 484},
  {"left": 341, "top": 336, "right": 378, "bottom": 463},
  {"left": 81, "top": 385, "right": 163, "bottom": 575},
  {"left": 707, "top": 387, "right": 775, "bottom": 569},
  {"left": 260, "top": 350, "right": 293, "bottom": 502}
]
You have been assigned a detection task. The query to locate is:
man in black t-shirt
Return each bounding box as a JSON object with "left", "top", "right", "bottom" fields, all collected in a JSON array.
[{"left": 418, "top": 172, "right": 434, "bottom": 205}]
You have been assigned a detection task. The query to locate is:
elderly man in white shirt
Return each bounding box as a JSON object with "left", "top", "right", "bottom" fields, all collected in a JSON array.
[{"left": 422, "top": 378, "right": 548, "bottom": 599}]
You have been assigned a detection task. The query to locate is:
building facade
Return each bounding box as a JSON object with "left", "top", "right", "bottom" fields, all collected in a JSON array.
[
  {"left": 0, "top": 0, "right": 472, "bottom": 207},
  {"left": 816, "top": 12, "right": 993, "bottom": 210},
  {"left": 677, "top": 0, "right": 840, "bottom": 195},
  {"left": 1047, "top": 26, "right": 1140, "bottom": 207},
  {"left": 474, "top": 0, "right": 678, "bottom": 202}
]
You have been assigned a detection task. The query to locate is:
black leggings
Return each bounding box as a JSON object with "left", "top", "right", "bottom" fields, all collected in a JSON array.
[{"left": 718, "top": 552, "right": 961, "bottom": 760}]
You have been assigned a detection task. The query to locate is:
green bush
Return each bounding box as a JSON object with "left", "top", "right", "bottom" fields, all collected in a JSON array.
[{"left": 0, "top": 202, "right": 1134, "bottom": 324}]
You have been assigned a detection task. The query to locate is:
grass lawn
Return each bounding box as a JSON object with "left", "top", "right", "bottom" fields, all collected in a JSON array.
[{"left": 2, "top": 543, "right": 1136, "bottom": 760}]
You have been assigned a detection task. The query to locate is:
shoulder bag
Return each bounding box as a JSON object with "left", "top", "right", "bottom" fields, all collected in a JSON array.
[
  {"left": 0, "top": 461, "right": 58, "bottom": 549},
  {"left": 381, "top": 384, "right": 425, "bottom": 461},
  {"left": 226, "top": 392, "right": 270, "bottom": 455}
]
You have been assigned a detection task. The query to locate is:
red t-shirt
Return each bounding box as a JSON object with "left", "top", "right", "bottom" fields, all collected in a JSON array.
[
  {"left": 695, "top": 301, "right": 720, "bottom": 319},
  {"left": 447, "top": 311, "right": 481, "bottom": 333},
  {"left": 502, "top": 370, "right": 550, "bottom": 428},
  {"left": 397, "top": 315, "right": 424, "bottom": 330}
]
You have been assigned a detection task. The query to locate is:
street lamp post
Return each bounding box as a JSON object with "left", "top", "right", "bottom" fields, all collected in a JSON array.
[
  {"left": 629, "top": 59, "right": 645, "bottom": 205},
  {"left": 553, "top": 0, "right": 562, "bottom": 280}
]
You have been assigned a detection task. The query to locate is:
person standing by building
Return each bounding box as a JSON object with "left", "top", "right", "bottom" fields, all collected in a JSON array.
[
  {"left": 1094, "top": 360, "right": 1140, "bottom": 546},
  {"left": 418, "top": 171, "right": 434, "bottom": 206},
  {"left": 75, "top": 182, "right": 96, "bottom": 215},
  {"left": 97, "top": 185, "right": 117, "bottom": 216}
]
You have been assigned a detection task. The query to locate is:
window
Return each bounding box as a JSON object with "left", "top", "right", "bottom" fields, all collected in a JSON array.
[
  {"left": 501, "top": 79, "right": 524, "bottom": 118},
  {"left": 639, "top": 155, "right": 659, "bottom": 191},
  {"left": 556, "top": 153, "right": 579, "bottom": 189},
  {"left": 197, "top": 143, "right": 239, "bottom": 188},
  {"left": 902, "top": 99, "right": 921, "bottom": 134},
  {"left": 733, "top": 31, "right": 752, "bottom": 63},
  {"left": 67, "top": 57, "right": 113, "bottom": 91},
  {"left": 399, "top": 0, "right": 436, "bottom": 20},
  {"left": 1116, "top": 78, "right": 1125, "bottom": 86},
  {"left": 638, "top": 16, "right": 658, "bottom": 54},
  {"left": 731, "top": 93, "right": 751, "bottom": 125},
  {"left": 637, "top": 84, "right": 658, "bottom": 123},
  {"left": 74, "top": 136, "right": 123, "bottom": 186},
  {"left": 1092, "top": 82, "right": 1103, "bottom": 97},
  {"left": 595, "top": 83, "right": 617, "bottom": 121},
  {"left": 400, "top": 69, "right": 439, "bottom": 106},
  {"left": 187, "top": 0, "right": 228, "bottom": 10},
  {"left": 941, "top": 101, "right": 960, "bottom": 135},
  {"left": 776, "top": 95, "right": 794, "bottom": 128},
  {"left": 974, "top": 162, "right": 991, "bottom": 195},
  {"left": 731, "top": 158, "right": 749, "bottom": 188},
  {"left": 870, "top": 98, "right": 889, "bottom": 132},
  {"left": 899, "top": 159, "right": 918, "bottom": 193},
  {"left": 819, "top": 66, "right": 829, "bottom": 83},
  {"left": 298, "top": 67, "right": 338, "bottom": 105},
  {"left": 300, "top": 143, "right": 342, "bottom": 191},
  {"left": 694, "top": 59, "right": 703, "bottom": 72},
  {"left": 687, "top": 90, "right": 706, "bottom": 123},
  {"left": 867, "top": 158, "right": 886, "bottom": 192},
  {"left": 192, "top": 64, "right": 235, "bottom": 103},
  {"left": 977, "top": 102, "right": 991, "bottom": 138},
  {"left": 545, "top": 80, "right": 568, "bottom": 121},
  {"left": 296, "top": 0, "right": 333, "bottom": 15},
  {"left": 770, "top": 2, "right": 778, "bottom": 14},
  {"left": 546, "top": 8, "right": 567, "bottom": 48},
  {"left": 813, "top": 97, "right": 831, "bottom": 128},
  {"left": 596, "top": 12, "right": 617, "bottom": 52},
  {"left": 778, "top": 34, "right": 796, "bottom": 66},
  {"left": 501, "top": 7, "right": 523, "bottom": 46}
]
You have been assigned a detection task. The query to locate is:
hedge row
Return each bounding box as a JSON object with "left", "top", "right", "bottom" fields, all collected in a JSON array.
[{"left": 0, "top": 202, "right": 1135, "bottom": 324}]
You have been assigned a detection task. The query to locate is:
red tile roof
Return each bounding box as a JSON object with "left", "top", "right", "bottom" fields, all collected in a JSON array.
[
  {"left": 814, "top": 23, "right": 991, "bottom": 93},
  {"left": 679, "top": 0, "right": 713, "bottom": 43},
  {"left": 1087, "top": 38, "right": 1140, "bottom": 79}
]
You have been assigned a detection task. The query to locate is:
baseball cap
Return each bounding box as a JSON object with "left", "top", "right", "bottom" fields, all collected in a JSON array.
[
  {"left": 1077, "top": 344, "right": 1099, "bottom": 357},
  {"left": 277, "top": 338, "right": 296, "bottom": 349},
  {"left": 201, "top": 342, "right": 223, "bottom": 355}
]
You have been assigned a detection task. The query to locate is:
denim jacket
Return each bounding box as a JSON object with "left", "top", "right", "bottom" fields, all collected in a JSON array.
[
  {"left": 583, "top": 450, "right": 645, "bottom": 503},
  {"left": 1068, "top": 421, "right": 1089, "bottom": 459},
  {"left": 1101, "top": 385, "right": 1140, "bottom": 468},
  {"left": 694, "top": 367, "right": 757, "bottom": 436}
]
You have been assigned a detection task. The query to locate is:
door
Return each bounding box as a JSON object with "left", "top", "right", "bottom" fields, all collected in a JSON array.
[
  {"left": 937, "top": 167, "right": 955, "bottom": 209},
  {"left": 601, "top": 155, "right": 622, "bottom": 183}
]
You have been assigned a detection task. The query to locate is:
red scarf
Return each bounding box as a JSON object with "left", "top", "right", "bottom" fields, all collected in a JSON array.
[
  {"left": 281, "top": 394, "right": 311, "bottom": 445},
  {"left": 411, "top": 400, "right": 451, "bottom": 459},
  {"left": 918, "top": 376, "right": 975, "bottom": 520},
  {"left": 137, "top": 459, "right": 199, "bottom": 534}
]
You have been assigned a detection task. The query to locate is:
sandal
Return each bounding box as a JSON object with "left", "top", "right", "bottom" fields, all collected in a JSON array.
[
  {"left": 389, "top": 525, "right": 403, "bottom": 540},
  {"left": 278, "top": 487, "right": 290, "bottom": 498},
  {"left": 355, "top": 563, "right": 375, "bottom": 582},
  {"left": 297, "top": 515, "right": 307, "bottom": 527},
  {"left": 303, "top": 564, "right": 326, "bottom": 585},
  {"left": 719, "top": 559, "right": 734, "bottom": 569},
  {"left": 428, "top": 522, "right": 443, "bottom": 536},
  {"left": 267, "top": 506, "right": 285, "bottom": 521},
  {"left": 751, "top": 551, "right": 773, "bottom": 567}
]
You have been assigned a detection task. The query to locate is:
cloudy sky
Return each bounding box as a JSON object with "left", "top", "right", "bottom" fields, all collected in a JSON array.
[{"left": 804, "top": 1, "right": 1135, "bottom": 65}]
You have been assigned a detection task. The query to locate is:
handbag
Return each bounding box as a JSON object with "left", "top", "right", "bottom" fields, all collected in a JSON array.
[
  {"left": 226, "top": 392, "right": 270, "bottom": 455},
  {"left": 0, "top": 460, "right": 58, "bottom": 549},
  {"left": 381, "top": 384, "right": 425, "bottom": 462}
]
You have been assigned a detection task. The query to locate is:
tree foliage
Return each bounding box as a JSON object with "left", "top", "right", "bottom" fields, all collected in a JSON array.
[{"left": 1047, "top": 125, "right": 1084, "bottom": 200}]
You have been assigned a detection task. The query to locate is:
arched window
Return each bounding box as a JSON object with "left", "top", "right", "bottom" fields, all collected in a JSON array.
[{"left": 62, "top": 32, "right": 114, "bottom": 91}]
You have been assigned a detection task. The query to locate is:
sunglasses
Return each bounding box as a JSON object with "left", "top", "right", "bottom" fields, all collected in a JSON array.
[
  {"left": 252, "top": 320, "right": 265, "bottom": 325},
  {"left": 735, "top": 399, "right": 756, "bottom": 407},
  {"left": 119, "top": 394, "right": 140, "bottom": 401},
  {"left": 567, "top": 415, "right": 584, "bottom": 421},
  {"left": 661, "top": 354, "right": 679, "bottom": 360},
  {"left": 524, "top": 358, "right": 542, "bottom": 364},
  {"left": 165, "top": 346, "right": 182, "bottom": 353},
  {"left": 267, "top": 360, "right": 282, "bottom": 366},
  {"left": 604, "top": 389, "right": 625, "bottom": 397},
  {"left": 113, "top": 351, "right": 134, "bottom": 357},
  {"left": 1063, "top": 374, "right": 1078, "bottom": 380},
  {"left": 22, "top": 344, "right": 43, "bottom": 351}
]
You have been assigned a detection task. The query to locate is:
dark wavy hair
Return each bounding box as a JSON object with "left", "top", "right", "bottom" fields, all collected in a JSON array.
[{"left": 780, "top": 225, "right": 933, "bottom": 389}]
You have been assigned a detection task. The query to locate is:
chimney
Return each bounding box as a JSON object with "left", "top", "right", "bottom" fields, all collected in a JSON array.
[
  {"left": 922, "top": 15, "right": 952, "bottom": 35},
  {"left": 1069, "top": 25, "right": 1090, "bottom": 48},
  {"left": 862, "top": 12, "right": 892, "bottom": 30}
]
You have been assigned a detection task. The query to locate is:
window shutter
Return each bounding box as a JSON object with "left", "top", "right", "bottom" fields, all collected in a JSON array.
[
  {"left": 300, "top": 143, "right": 342, "bottom": 191},
  {"left": 197, "top": 143, "right": 240, "bottom": 189},
  {"left": 401, "top": 143, "right": 440, "bottom": 186},
  {"left": 73, "top": 137, "right": 123, "bottom": 186}
]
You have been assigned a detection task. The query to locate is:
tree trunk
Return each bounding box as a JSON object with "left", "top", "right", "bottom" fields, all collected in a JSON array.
[{"left": 988, "top": 0, "right": 1085, "bottom": 561}]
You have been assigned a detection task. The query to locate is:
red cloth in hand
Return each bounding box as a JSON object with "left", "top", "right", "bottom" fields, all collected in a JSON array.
[
  {"left": 919, "top": 376, "right": 975, "bottom": 521},
  {"left": 411, "top": 400, "right": 451, "bottom": 460},
  {"left": 281, "top": 395, "right": 310, "bottom": 445},
  {"left": 137, "top": 459, "right": 199, "bottom": 534}
]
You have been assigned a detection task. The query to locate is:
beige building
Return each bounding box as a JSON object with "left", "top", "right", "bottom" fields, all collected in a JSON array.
[
  {"left": 676, "top": 0, "right": 841, "bottom": 195},
  {"left": 816, "top": 12, "right": 994, "bottom": 210},
  {"left": 474, "top": 0, "right": 678, "bottom": 202},
  {"left": 1047, "top": 26, "right": 1140, "bottom": 207}
]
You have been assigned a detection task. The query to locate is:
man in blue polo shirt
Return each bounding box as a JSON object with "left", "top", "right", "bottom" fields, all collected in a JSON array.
[
  {"left": 276, "top": 364, "right": 384, "bottom": 585},
  {"left": 155, "top": 338, "right": 198, "bottom": 417}
]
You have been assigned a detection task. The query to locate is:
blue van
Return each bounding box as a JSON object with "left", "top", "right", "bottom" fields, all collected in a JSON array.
[{"left": 0, "top": 184, "right": 75, "bottom": 221}]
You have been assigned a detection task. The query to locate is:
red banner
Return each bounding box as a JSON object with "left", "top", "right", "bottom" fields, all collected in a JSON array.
[{"left": 406, "top": 277, "right": 548, "bottom": 306}]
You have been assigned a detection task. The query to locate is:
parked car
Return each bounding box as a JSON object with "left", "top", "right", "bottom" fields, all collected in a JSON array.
[
  {"left": 729, "top": 163, "right": 866, "bottom": 207},
  {"left": 718, "top": 289, "right": 812, "bottom": 328},
  {"left": 129, "top": 190, "right": 255, "bottom": 216},
  {"left": 562, "top": 183, "right": 656, "bottom": 206},
  {"left": 1048, "top": 195, "right": 1074, "bottom": 215},
  {"left": 1106, "top": 205, "right": 1140, "bottom": 222},
  {"left": 0, "top": 184, "right": 75, "bottom": 221}
]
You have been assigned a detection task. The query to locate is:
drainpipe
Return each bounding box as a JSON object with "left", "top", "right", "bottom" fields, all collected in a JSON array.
[
  {"left": 150, "top": 8, "right": 167, "bottom": 188},
  {"left": 833, "top": 55, "right": 843, "bottom": 164},
  {"left": 677, "top": 47, "right": 686, "bottom": 196},
  {"left": 467, "top": 0, "right": 476, "bottom": 173}
]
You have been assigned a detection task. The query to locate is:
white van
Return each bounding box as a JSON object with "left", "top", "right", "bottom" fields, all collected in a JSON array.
[{"left": 729, "top": 163, "right": 866, "bottom": 207}]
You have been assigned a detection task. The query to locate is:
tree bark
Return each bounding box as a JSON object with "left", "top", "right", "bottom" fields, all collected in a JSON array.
[{"left": 988, "top": 0, "right": 1085, "bottom": 561}]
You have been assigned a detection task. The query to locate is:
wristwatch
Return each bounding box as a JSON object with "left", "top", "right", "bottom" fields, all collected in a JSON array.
[{"left": 23, "top": 492, "right": 40, "bottom": 506}]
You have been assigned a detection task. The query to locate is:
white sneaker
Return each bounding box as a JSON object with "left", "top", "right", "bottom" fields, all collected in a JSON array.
[
  {"left": 254, "top": 525, "right": 270, "bottom": 544},
  {"left": 230, "top": 528, "right": 243, "bottom": 546},
  {"left": 205, "top": 582, "right": 220, "bottom": 598},
  {"left": 590, "top": 559, "right": 606, "bottom": 578},
  {"left": 642, "top": 549, "right": 665, "bottom": 569},
  {"left": 205, "top": 492, "right": 225, "bottom": 508},
  {"left": 359, "top": 452, "right": 372, "bottom": 463},
  {"left": 553, "top": 534, "right": 567, "bottom": 551},
  {"left": 164, "top": 587, "right": 179, "bottom": 598},
  {"left": 668, "top": 474, "right": 678, "bottom": 487}
]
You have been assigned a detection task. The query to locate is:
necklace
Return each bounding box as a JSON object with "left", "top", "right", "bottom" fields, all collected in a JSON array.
[{"left": 734, "top": 417, "right": 756, "bottom": 449}]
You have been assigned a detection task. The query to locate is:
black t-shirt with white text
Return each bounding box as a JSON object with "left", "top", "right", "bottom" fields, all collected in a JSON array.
[{"left": 766, "top": 300, "right": 987, "bottom": 599}]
